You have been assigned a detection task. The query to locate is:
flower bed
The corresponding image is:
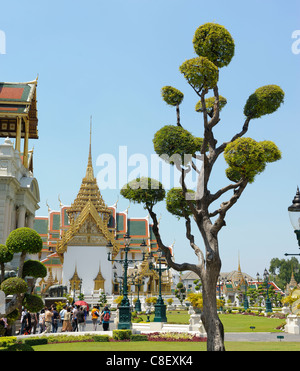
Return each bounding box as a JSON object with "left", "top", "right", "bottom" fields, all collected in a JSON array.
[{"left": 142, "top": 332, "right": 207, "bottom": 342}]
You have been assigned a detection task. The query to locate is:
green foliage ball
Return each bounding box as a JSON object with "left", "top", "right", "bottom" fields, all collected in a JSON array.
[
  {"left": 1, "top": 277, "right": 28, "bottom": 295},
  {"left": 193, "top": 23, "right": 235, "bottom": 68},
  {"left": 224, "top": 137, "right": 281, "bottom": 183},
  {"left": 23, "top": 293, "right": 44, "bottom": 313},
  {"left": 153, "top": 125, "right": 202, "bottom": 164},
  {"left": 6, "top": 227, "right": 43, "bottom": 255},
  {"left": 166, "top": 188, "right": 195, "bottom": 218},
  {"left": 22, "top": 260, "right": 47, "bottom": 279},
  {"left": 195, "top": 95, "right": 227, "bottom": 115},
  {"left": 161, "top": 86, "right": 184, "bottom": 106},
  {"left": 121, "top": 177, "right": 165, "bottom": 208},
  {"left": 243, "top": 85, "right": 284, "bottom": 119},
  {"left": 179, "top": 57, "right": 219, "bottom": 91},
  {"left": 0, "top": 244, "right": 13, "bottom": 263}
]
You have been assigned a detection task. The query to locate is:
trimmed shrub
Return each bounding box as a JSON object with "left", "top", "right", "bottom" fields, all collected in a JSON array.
[
  {"left": 0, "top": 336, "right": 17, "bottom": 347},
  {"left": 0, "top": 277, "right": 28, "bottom": 295},
  {"left": 92, "top": 335, "right": 110, "bottom": 342},
  {"left": 130, "top": 334, "right": 148, "bottom": 341},
  {"left": 24, "top": 338, "right": 48, "bottom": 346},
  {"left": 4, "top": 343, "right": 34, "bottom": 351},
  {"left": 113, "top": 330, "right": 132, "bottom": 340}
]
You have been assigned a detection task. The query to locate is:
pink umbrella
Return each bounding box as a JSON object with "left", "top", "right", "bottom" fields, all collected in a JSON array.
[{"left": 74, "top": 300, "right": 89, "bottom": 311}]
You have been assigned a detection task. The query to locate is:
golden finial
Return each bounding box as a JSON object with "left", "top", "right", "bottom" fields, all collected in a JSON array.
[{"left": 46, "top": 200, "right": 51, "bottom": 213}]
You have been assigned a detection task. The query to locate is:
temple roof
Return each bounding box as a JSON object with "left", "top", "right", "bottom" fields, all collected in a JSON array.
[
  {"left": 0, "top": 79, "right": 38, "bottom": 139},
  {"left": 66, "top": 126, "right": 111, "bottom": 222}
]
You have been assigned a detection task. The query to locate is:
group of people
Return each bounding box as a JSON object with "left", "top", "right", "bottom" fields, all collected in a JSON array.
[{"left": 19, "top": 304, "right": 111, "bottom": 335}]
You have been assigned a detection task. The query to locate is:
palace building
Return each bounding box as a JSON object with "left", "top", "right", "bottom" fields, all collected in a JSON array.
[
  {"left": 0, "top": 79, "right": 40, "bottom": 271},
  {"left": 33, "top": 130, "right": 173, "bottom": 297}
]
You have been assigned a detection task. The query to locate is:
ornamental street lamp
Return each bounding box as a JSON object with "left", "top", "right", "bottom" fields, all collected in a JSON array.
[
  {"left": 217, "top": 276, "right": 223, "bottom": 312},
  {"left": 107, "top": 233, "right": 146, "bottom": 329},
  {"left": 285, "top": 187, "right": 300, "bottom": 256},
  {"left": 149, "top": 250, "right": 170, "bottom": 322},
  {"left": 263, "top": 268, "right": 272, "bottom": 313},
  {"left": 243, "top": 276, "right": 249, "bottom": 311},
  {"left": 130, "top": 268, "right": 144, "bottom": 312}
]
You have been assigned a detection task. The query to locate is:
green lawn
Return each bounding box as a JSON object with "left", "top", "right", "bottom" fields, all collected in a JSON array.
[
  {"left": 31, "top": 341, "right": 300, "bottom": 352},
  {"left": 139, "top": 311, "right": 285, "bottom": 332},
  {"left": 219, "top": 313, "right": 285, "bottom": 332}
]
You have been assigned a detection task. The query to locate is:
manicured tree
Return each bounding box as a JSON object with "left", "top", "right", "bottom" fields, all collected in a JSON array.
[
  {"left": 22, "top": 259, "right": 47, "bottom": 293},
  {"left": 121, "top": 22, "right": 284, "bottom": 351},
  {"left": 0, "top": 244, "right": 13, "bottom": 283},
  {"left": 1, "top": 227, "right": 43, "bottom": 316},
  {"left": 6, "top": 227, "right": 43, "bottom": 278},
  {"left": 175, "top": 282, "right": 186, "bottom": 305}
]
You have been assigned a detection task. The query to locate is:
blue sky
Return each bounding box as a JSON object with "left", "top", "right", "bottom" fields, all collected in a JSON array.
[{"left": 0, "top": 0, "right": 299, "bottom": 278}]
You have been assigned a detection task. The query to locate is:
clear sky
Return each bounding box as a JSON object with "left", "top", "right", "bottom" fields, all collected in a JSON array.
[{"left": 0, "top": 0, "right": 299, "bottom": 278}]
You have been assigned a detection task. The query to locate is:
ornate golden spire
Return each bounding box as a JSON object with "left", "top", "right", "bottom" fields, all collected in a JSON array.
[{"left": 66, "top": 118, "right": 111, "bottom": 223}]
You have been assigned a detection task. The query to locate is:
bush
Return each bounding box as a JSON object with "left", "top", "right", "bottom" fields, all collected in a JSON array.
[
  {"left": 113, "top": 330, "right": 132, "bottom": 340},
  {"left": 130, "top": 334, "right": 148, "bottom": 341},
  {"left": 92, "top": 335, "right": 110, "bottom": 342},
  {"left": 23, "top": 294, "right": 44, "bottom": 313},
  {"left": 24, "top": 338, "right": 48, "bottom": 346},
  {"left": 4, "top": 343, "right": 34, "bottom": 351},
  {"left": 22, "top": 260, "right": 47, "bottom": 278},
  {"left": 0, "top": 277, "right": 28, "bottom": 295},
  {"left": 6, "top": 227, "right": 43, "bottom": 254},
  {"left": 0, "top": 336, "right": 17, "bottom": 347}
]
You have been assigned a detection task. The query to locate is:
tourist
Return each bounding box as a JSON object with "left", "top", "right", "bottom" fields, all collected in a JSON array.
[
  {"left": 38, "top": 308, "right": 45, "bottom": 333},
  {"left": 72, "top": 305, "right": 78, "bottom": 331},
  {"left": 52, "top": 306, "right": 60, "bottom": 333},
  {"left": 100, "top": 305, "right": 111, "bottom": 331},
  {"left": 23, "top": 310, "right": 31, "bottom": 335},
  {"left": 31, "top": 312, "right": 38, "bottom": 334},
  {"left": 61, "top": 307, "right": 72, "bottom": 332},
  {"left": 20, "top": 307, "right": 27, "bottom": 335},
  {"left": 43, "top": 307, "right": 53, "bottom": 333},
  {"left": 59, "top": 305, "right": 67, "bottom": 330},
  {"left": 77, "top": 306, "right": 86, "bottom": 332},
  {"left": 0, "top": 317, "right": 8, "bottom": 336},
  {"left": 91, "top": 305, "right": 100, "bottom": 330}
]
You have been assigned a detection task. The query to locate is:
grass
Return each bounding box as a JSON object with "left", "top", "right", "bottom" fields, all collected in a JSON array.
[
  {"left": 138, "top": 311, "right": 285, "bottom": 332},
  {"left": 219, "top": 313, "right": 285, "bottom": 332},
  {"left": 31, "top": 341, "right": 300, "bottom": 352}
]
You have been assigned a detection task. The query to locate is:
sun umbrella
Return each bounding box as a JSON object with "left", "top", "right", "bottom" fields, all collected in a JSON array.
[{"left": 74, "top": 300, "right": 89, "bottom": 311}]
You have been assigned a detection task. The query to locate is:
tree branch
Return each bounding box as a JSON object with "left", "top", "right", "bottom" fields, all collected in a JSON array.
[
  {"left": 147, "top": 206, "right": 200, "bottom": 275},
  {"left": 211, "top": 180, "right": 248, "bottom": 235}
]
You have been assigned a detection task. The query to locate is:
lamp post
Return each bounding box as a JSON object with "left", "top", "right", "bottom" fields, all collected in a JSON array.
[
  {"left": 285, "top": 187, "right": 300, "bottom": 256},
  {"left": 217, "top": 276, "right": 223, "bottom": 312},
  {"left": 107, "top": 233, "right": 146, "bottom": 329},
  {"left": 149, "top": 250, "right": 170, "bottom": 322},
  {"left": 243, "top": 276, "right": 249, "bottom": 311},
  {"left": 130, "top": 269, "right": 144, "bottom": 312},
  {"left": 263, "top": 268, "right": 272, "bottom": 313}
]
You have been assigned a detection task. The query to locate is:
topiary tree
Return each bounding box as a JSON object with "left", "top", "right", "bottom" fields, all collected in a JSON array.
[
  {"left": 1, "top": 228, "right": 44, "bottom": 317},
  {"left": 22, "top": 259, "right": 47, "bottom": 293},
  {"left": 121, "top": 22, "right": 284, "bottom": 351},
  {"left": 0, "top": 244, "right": 13, "bottom": 283},
  {"left": 6, "top": 228, "right": 43, "bottom": 278}
]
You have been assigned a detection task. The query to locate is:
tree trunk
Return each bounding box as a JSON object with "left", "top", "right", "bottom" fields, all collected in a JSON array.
[
  {"left": 199, "top": 222, "right": 225, "bottom": 351},
  {"left": 201, "top": 269, "right": 225, "bottom": 351}
]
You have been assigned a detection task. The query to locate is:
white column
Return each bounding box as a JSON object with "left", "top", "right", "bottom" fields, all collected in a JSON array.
[
  {"left": 27, "top": 213, "right": 35, "bottom": 229},
  {"left": 17, "top": 205, "right": 26, "bottom": 228}
]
